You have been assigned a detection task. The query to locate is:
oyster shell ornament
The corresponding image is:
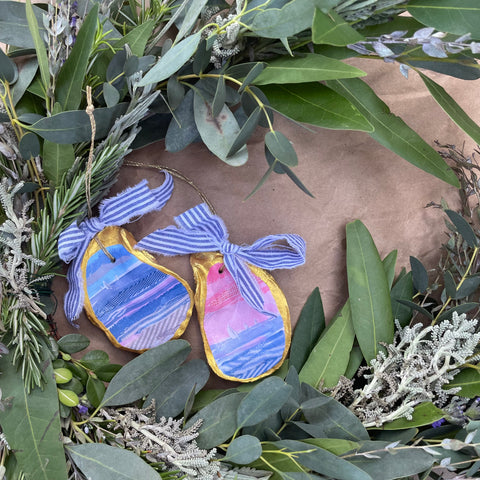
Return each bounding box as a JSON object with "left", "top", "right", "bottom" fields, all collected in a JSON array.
[
  {"left": 136, "top": 203, "right": 306, "bottom": 382},
  {"left": 58, "top": 176, "right": 193, "bottom": 352}
]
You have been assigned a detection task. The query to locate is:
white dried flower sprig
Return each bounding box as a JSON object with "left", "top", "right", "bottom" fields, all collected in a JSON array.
[
  {"left": 99, "top": 403, "right": 220, "bottom": 480},
  {"left": 343, "top": 312, "right": 480, "bottom": 428}
]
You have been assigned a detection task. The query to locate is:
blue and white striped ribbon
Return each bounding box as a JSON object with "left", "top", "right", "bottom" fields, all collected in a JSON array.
[
  {"left": 58, "top": 175, "right": 174, "bottom": 322},
  {"left": 135, "top": 203, "right": 306, "bottom": 312}
]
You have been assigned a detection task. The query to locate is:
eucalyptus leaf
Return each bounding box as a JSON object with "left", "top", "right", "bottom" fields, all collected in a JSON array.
[
  {"left": 455, "top": 275, "right": 480, "bottom": 299},
  {"left": 241, "top": 87, "right": 273, "bottom": 128},
  {"left": 186, "top": 392, "right": 246, "bottom": 449},
  {"left": 42, "top": 141, "right": 75, "bottom": 185},
  {"left": 18, "top": 131, "right": 40, "bottom": 158},
  {"left": 101, "top": 340, "right": 190, "bottom": 407},
  {"left": 145, "top": 359, "right": 210, "bottom": 419},
  {"left": 57, "top": 334, "right": 90, "bottom": 354},
  {"left": 391, "top": 271, "right": 414, "bottom": 327},
  {"left": 227, "top": 107, "right": 261, "bottom": 157},
  {"left": 444, "top": 270, "right": 457, "bottom": 298},
  {"left": 407, "top": 0, "right": 480, "bottom": 39},
  {"left": 240, "top": 62, "right": 266, "bottom": 90},
  {"left": 0, "top": 351, "right": 68, "bottom": 480},
  {"left": 175, "top": 0, "right": 208, "bottom": 41},
  {"left": 103, "top": 82, "right": 120, "bottom": 107},
  {"left": 12, "top": 57, "right": 37, "bottom": 106},
  {"left": 86, "top": 376, "right": 106, "bottom": 408},
  {"left": 212, "top": 76, "right": 226, "bottom": 117},
  {"left": 303, "top": 438, "right": 360, "bottom": 456},
  {"left": 312, "top": 8, "right": 364, "bottom": 46},
  {"left": 346, "top": 220, "right": 394, "bottom": 362},
  {"left": 395, "top": 299, "right": 434, "bottom": 320},
  {"left": 445, "top": 209, "right": 479, "bottom": 247},
  {"left": 225, "top": 435, "right": 263, "bottom": 464},
  {"left": 410, "top": 255, "right": 429, "bottom": 293},
  {"left": 237, "top": 377, "right": 293, "bottom": 428},
  {"left": 444, "top": 368, "right": 480, "bottom": 398},
  {"left": 93, "top": 364, "right": 122, "bottom": 382},
  {"left": 138, "top": 31, "right": 202, "bottom": 86},
  {"left": 435, "top": 302, "right": 478, "bottom": 321},
  {"left": 167, "top": 76, "right": 185, "bottom": 110},
  {"left": 253, "top": 54, "right": 366, "bottom": 85},
  {"left": 68, "top": 443, "right": 161, "bottom": 480},
  {"left": 289, "top": 287, "right": 325, "bottom": 372},
  {"left": 382, "top": 250, "right": 398, "bottom": 289},
  {"left": 407, "top": 55, "right": 480, "bottom": 80},
  {"left": 0, "top": 48, "right": 17, "bottom": 83},
  {"left": 325, "top": 78, "right": 460, "bottom": 187},
  {"left": 55, "top": 4, "right": 98, "bottom": 111},
  {"left": 265, "top": 131, "right": 298, "bottom": 167},
  {"left": 260, "top": 83, "right": 373, "bottom": 132},
  {"left": 299, "top": 300, "right": 354, "bottom": 388},
  {"left": 193, "top": 92, "right": 248, "bottom": 166},
  {"left": 192, "top": 39, "right": 212, "bottom": 75}
]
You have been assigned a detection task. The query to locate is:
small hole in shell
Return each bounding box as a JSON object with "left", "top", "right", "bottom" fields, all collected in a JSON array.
[{"left": 218, "top": 264, "right": 225, "bottom": 274}]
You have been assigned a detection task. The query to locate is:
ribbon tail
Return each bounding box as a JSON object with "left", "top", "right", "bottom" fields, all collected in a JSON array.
[{"left": 63, "top": 256, "right": 85, "bottom": 324}]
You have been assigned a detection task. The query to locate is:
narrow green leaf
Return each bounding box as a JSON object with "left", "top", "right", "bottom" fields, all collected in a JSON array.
[
  {"left": 444, "top": 368, "right": 480, "bottom": 397},
  {"left": 304, "top": 438, "right": 360, "bottom": 456},
  {"left": 391, "top": 272, "right": 414, "bottom": 327},
  {"left": 225, "top": 435, "right": 263, "bottom": 465},
  {"left": 410, "top": 255, "right": 429, "bottom": 293},
  {"left": 167, "top": 76, "right": 185, "bottom": 110},
  {"left": 0, "top": 351, "right": 68, "bottom": 480},
  {"left": 241, "top": 87, "right": 273, "bottom": 128},
  {"left": 145, "top": 359, "right": 210, "bottom": 419},
  {"left": 227, "top": 107, "right": 261, "bottom": 157},
  {"left": 419, "top": 72, "right": 480, "bottom": 146},
  {"left": 240, "top": 62, "right": 266, "bottom": 90},
  {"left": 42, "top": 141, "right": 75, "bottom": 185},
  {"left": 175, "top": 0, "right": 208, "bottom": 41},
  {"left": 0, "top": 48, "right": 17, "bottom": 83},
  {"left": 56, "top": 4, "right": 98, "bottom": 111},
  {"left": 265, "top": 130, "right": 298, "bottom": 167},
  {"left": 237, "top": 377, "right": 293, "bottom": 428},
  {"left": 93, "top": 364, "right": 122, "bottom": 382},
  {"left": 57, "top": 333, "right": 90, "bottom": 354},
  {"left": 212, "top": 76, "right": 226, "bottom": 118},
  {"left": 312, "top": 8, "right": 364, "bottom": 45},
  {"left": 101, "top": 340, "right": 190, "bottom": 407},
  {"left": 436, "top": 302, "right": 478, "bottom": 321},
  {"left": 186, "top": 392, "right": 246, "bottom": 449},
  {"left": 344, "top": 345, "right": 364, "bottom": 379},
  {"left": 253, "top": 53, "right": 366, "bottom": 86},
  {"left": 382, "top": 250, "right": 398, "bottom": 289},
  {"left": 380, "top": 403, "right": 444, "bottom": 429},
  {"left": 245, "top": 161, "right": 276, "bottom": 200},
  {"left": 407, "top": 0, "right": 480, "bottom": 38},
  {"left": 68, "top": 444, "right": 161, "bottom": 480},
  {"left": 289, "top": 287, "right": 325, "bottom": 372},
  {"left": 138, "top": 32, "right": 202, "bottom": 86},
  {"left": 445, "top": 209, "right": 479, "bottom": 247},
  {"left": 325, "top": 78, "right": 460, "bottom": 187},
  {"left": 12, "top": 57, "right": 37, "bottom": 106},
  {"left": 444, "top": 270, "right": 457, "bottom": 298},
  {"left": 25, "top": 0, "right": 49, "bottom": 91},
  {"left": 193, "top": 92, "right": 248, "bottom": 166},
  {"left": 260, "top": 83, "right": 373, "bottom": 132},
  {"left": 408, "top": 55, "right": 480, "bottom": 80},
  {"left": 455, "top": 275, "right": 480, "bottom": 299},
  {"left": 86, "top": 376, "right": 106, "bottom": 408},
  {"left": 299, "top": 300, "right": 355, "bottom": 388},
  {"left": 395, "top": 299, "right": 434, "bottom": 320},
  {"left": 346, "top": 220, "right": 394, "bottom": 362}
]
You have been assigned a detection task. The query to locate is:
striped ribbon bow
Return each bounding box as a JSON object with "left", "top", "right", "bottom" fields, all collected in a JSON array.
[
  {"left": 58, "top": 175, "right": 173, "bottom": 322},
  {"left": 135, "top": 203, "right": 306, "bottom": 312}
]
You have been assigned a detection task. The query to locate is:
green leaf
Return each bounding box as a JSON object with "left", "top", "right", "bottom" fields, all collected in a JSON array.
[
  {"left": 18, "top": 131, "right": 40, "bottom": 158},
  {"left": 419, "top": 72, "right": 480, "bottom": 146},
  {"left": 101, "top": 340, "right": 190, "bottom": 407},
  {"left": 167, "top": 76, "right": 185, "bottom": 110},
  {"left": 253, "top": 53, "right": 365, "bottom": 85},
  {"left": 444, "top": 270, "right": 457, "bottom": 298},
  {"left": 312, "top": 8, "right": 364, "bottom": 46},
  {"left": 193, "top": 92, "right": 248, "bottom": 166},
  {"left": 145, "top": 359, "right": 210, "bottom": 419},
  {"left": 265, "top": 131, "right": 298, "bottom": 167},
  {"left": 0, "top": 48, "right": 17, "bottom": 83},
  {"left": 67, "top": 444, "right": 161, "bottom": 480},
  {"left": 175, "top": 0, "right": 208, "bottom": 41},
  {"left": 25, "top": 0, "right": 49, "bottom": 91},
  {"left": 225, "top": 435, "right": 263, "bottom": 464},
  {"left": 347, "top": 440, "right": 435, "bottom": 480},
  {"left": 58, "top": 388, "right": 79, "bottom": 407},
  {"left": 57, "top": 333, "right": 90, "bottom": 354},
  {"left": 455, "top": 275, "right": 480, "bottom": 299},
  {"left": 80, "top": 350, "right": 109, "bottom": 370},
  {"left": 436, "top": 302, "right": 478, "bottom": 321},
  {"left": 391, "top": 272, "right": 414, "bottom": 327},
  {"left": 344, "top": 345, "right": 364, "bottom": 379},
  {"left": 93, "top": 364, "right": 122, "bottom": 382},
  {"left": 289, "top": 287, "right": 325, "bottom": 372},
  {"left": 444, "top": 368, "right": 480, "bottom": 397},
  {"left": 240, "top": 62, "right": 266, "bottom": 90},
  {"left": 410, "top": 255, "right": 429, "bottom": 293},
  {"left": 138, "top": 31, "right": 202, "bottom": 86},
  {"left": 380, "top": 402, "right": 444, "bottom": 429},
  {"left": 325, "top": 78, "right": 460, "bottom": 187},
  {"left": 260, "top": 83, "right": 373, "bottom": 132},
  {"left": 0, "top": 1, "right": 46, "bottom": 48},
  {"left": 56, "top": 4, "right": 98, "bottom": 111},
  {"left": 250, "top": 442, "right": 306, "bottom": 478},
  {"left": 301, "top": 386, "right": 369, "bottom": 441},
  {"left": 275, "top": 440, "right": 373, "bottom": 480},
  {"left": 299, "top": 300, "right": 355, "bottom": 388},
  {"left": 54, "top": 368, "right": 73, "bottom": 384},
  {"left": 103, "top": 82, "right": 120, "bottom": 107},
  {"left": 396, "top": 298, "right": 434, "bottom": 320},
  {"left": 382, "top": 250, "right": 397, "bottom": 289},
  {"left": 212, "top": 76, "right": 226, "bottom": 118},
  {"left": 12, "top": 57, "right": 38, "bottom": 106},
  {"left": 250, "top": 0, "right": 315, "bottom": 38},
  {"left": 28, "top": 103, "right": 128, "bottom": 143},
  {"left": 407, "top": 54, "right": 480, "bottom": 80},
  {"left": 445, "top": 209, "right": 479, "bottom": 247},
  {"left": 303, "top": 438, "right": 360, "bottom": 456},
  {"left": 42, "top": 141, "right": 75, "bottom": 185},
  {"left": 0, "top": 351, "right": 68, "bottom": 480},
  {"left": 407, "top": 0, "right": 480, "bottom": 38},
  {"left": 346, "top": 220, "right": 394, "bottom": 362},
  {"left": 227, "top": 107, "right": 261, "bottom": 157},
  {"left": 186, "top": 392, "right": 246, "bottom": 449},
  {"left": 86, "top": 376, "right": 106, "bottom": 408},
  {"left": 241, "top": 87, "right": 273, "bottom": 128},
  {"left": 237, "top": 377, "right": 293, "bottom": 428}
]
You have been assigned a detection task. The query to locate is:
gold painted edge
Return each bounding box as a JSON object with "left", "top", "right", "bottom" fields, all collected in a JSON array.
[
  {"left": 191, "top": 251, "right": 291, "bottom": 382},
  {"left": 81, "top": 226, "right": 194, "bottom": 353}
]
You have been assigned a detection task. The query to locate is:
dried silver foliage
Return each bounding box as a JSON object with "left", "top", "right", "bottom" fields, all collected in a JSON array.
[
  {"left": 334, "top": 312, "right": 480, "bottom": 427},
  {"left": 99, "top": 403, "right": 220, "bottom": 480}
]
